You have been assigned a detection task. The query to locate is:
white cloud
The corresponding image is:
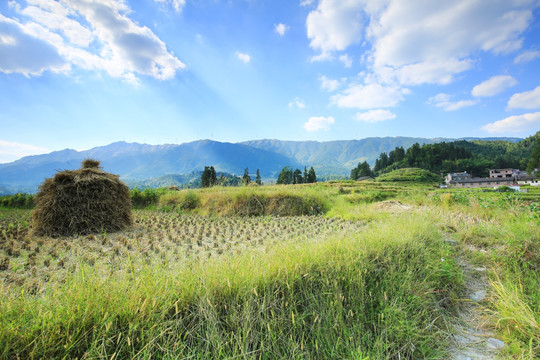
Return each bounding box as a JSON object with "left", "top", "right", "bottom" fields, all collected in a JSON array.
[
  {"left": 482, "top": 112, "right": 540, "bottom": 133},
  {"left": 236, "top": 51, "right": 251, "bottom": 63},
  {"left": 354, "top": 109, "right": 396, "bottom": 123},
  {"left": 300, "top": 0, "right": 314, "bottom": 6},
  {"left": 0, "top": 140, "right": 50, "bottom": 163},
  {"left": 319, "top": 75, "right": 341, "bottom": 92},
  {"left": 395, "top": 58, "right": 472, "bottom": 85},
  {"left": 154, "top": 0, "right": 186, "bottom": 13},
  {"left": 289, "top": 97, "right": 306, "bottom": 109},
  {"left": 339, "top": 53, "right": 352, "bottom": 68},
  {"left": 304, "top": 116, "right": 335, "bottom": 131},
  {"left": 507, "top": 86, "right": 540, "bottom": 109},
  {"left": 310, "top": 51, "right": 334, "bottom": 62},
  {"left": 369, "top": 2, "right": 532, "bottom": 67},
  {"left": 305, "top": 1, "right": 537, "bottom": 86},
  {"left": 472, "top": 75, "right": 517, "bottom": 97},
  {"left": 514, "top": 50, "right": 540, "bottom": 64},
  {"left": 1, "top": 0, "right": 185, "bottom": 81},
  {"left": 274, "top": 23, "right": 289, "bottom": 36},
  {"left": 428, "top": 93, "right": 478, "bottom": 111},
  {"left": 0, "top": 14, "right": 68, "bottom": 76},
  {"left": 306, "top": 0, "right": 365, "bottom": 54},
  {"left": 331, "top": 83, "right": 409, "bottom": 109},
  {"left": 68, "top": 0, "right": 185, "bottom": 80},
  {"left": 20, "top": 3, "right": 93, "bottom": 47}
]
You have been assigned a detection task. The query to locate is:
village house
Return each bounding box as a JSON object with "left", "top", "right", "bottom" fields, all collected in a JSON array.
[
  {"left": 489, "top": 168, "right": 516, "bottom": 178},
  {"left": 445, "top": 171, "right": 471, "bottom": 183},
  {"left": 518, "top": 177, "right": 540, "bottom": 186},
  {"left": 446, "top": 169, "right": 537, "bottom": 188},
  {"left": 447, "top": 176, "right": 514, "bottom": 189}
]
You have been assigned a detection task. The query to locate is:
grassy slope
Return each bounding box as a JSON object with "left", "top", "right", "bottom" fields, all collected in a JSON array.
[{"left": 0, "top": 182, "right": 538, "bottom": 359}]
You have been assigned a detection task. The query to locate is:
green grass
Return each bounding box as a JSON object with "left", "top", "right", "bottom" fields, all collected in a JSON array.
[
  {"left": 158, "top": 184, "right": 332, "bottom": 217},
  {"left": 376, "top": 168, "right": 442, "bottom": 183},
  {"left": 0, "top": 212, "right": 460, "bottom": 359},
  {"left": 422, "top": 188, "right": 540, "bottom": 358},
  {"left": 0, "top": 181, "right": 538, "bottom": 358}
]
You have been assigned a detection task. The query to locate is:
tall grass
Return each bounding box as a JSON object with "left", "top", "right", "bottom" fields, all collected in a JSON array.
[
  {"left": 0, "top": 212, "right": 460, "bottom": 359},
  {"left": 426, "top": 188, "right": 540, "bottom": 358},
  {"left": 2, "top": 181, "right": 538, "bottom": 358},
  {"left": 489, "top": 276, "right": 540, "bottom": 358},
  {"left": 159, "top": 185, "right": 330, "bottom": 217}
]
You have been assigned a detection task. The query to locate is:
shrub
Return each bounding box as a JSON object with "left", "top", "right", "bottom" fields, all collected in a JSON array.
[
  {"left": 0, "top": 193, "right": 35, "bottom": 209},
  {"left": 266, "top": 192, "right": 327, "bottom": 216},
  {"left": 131, "top": 188, "right": 161, "bottom": 208},
  {"left": 179, "top": 191, "right": 201, "bottom": 211},
  {"left": 158, "top": 190, "right": 201, "bottom": 212}
]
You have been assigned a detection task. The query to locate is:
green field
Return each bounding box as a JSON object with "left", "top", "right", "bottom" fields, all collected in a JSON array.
[{"left": 0, "top": 181, "right": 539, "bottom": 359}]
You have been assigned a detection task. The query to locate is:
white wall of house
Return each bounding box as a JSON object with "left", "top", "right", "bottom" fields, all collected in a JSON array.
[{"left": 518, "top": 179, "right": 540, "bottom": 186}]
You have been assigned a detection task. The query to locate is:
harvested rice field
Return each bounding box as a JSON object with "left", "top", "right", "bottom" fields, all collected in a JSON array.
[{"left": 0, "top": 210, "right": 366, "bottom": 291}]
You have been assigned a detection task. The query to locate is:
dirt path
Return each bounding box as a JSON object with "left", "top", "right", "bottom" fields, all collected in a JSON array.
[{"left": 446, "top": 240, "right": 505, "bottom": 360}]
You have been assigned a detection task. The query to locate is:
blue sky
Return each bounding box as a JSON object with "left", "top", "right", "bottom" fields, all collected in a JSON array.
[{"left": 1, "top": 0, "right": 540, "bottom": 163}]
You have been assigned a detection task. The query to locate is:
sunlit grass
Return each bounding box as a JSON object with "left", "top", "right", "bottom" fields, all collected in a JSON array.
[
  {"left": 0, "top": 209, "right": 460, "bottom": 358},
  {"left": 0, "top": 181, "right": 538, "bottom": 358}
]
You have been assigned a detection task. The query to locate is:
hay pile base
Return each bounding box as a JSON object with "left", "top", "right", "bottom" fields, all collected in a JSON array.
[{"left": 33, "top": 161, "right": 133, "bottom": 237}]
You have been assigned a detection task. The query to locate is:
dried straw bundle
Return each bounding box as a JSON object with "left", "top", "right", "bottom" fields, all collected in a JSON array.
[{"left": 32, "top": 160, "right": 133, "bottom": 237}]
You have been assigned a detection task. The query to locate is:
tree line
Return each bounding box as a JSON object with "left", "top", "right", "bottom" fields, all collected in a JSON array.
[
  {"left": 201, "top": 165, "right": 317, "bottom": 187},
  {"left": 276, "top": 166, "right": 316, "bottom": 185},
  {"left": 351, "top": 132, "right": 539, "bottom": 180},
  {"left": 201, "top": 166, "right": 263, "bottom": 188}
]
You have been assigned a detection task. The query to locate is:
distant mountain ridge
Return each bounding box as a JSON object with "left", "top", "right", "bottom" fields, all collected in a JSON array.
[
  {"left": 0, "top": 137, "right": 523, "bottom": 194},
  {"left": 242, "top": 137, "right": 439, "bottom": 174}
]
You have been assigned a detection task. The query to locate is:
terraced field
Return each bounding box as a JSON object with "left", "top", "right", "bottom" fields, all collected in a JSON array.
[{"left": 0, "top": 210, "right": 366, "bottom": 291}]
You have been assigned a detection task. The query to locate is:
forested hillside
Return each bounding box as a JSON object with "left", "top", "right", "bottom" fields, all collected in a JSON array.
[{"left": 366, "top": 132, "right": 538, "bottom": 178}]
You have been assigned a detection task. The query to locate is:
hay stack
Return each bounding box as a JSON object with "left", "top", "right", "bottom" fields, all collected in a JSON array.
[{"left": 32, "top": 159, "right": 133, "bottom": 237}]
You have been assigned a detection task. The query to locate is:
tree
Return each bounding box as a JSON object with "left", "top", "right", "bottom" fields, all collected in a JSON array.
[
  {"left": 379, "top": 152, "right": 389, "bottom": 169},
  {"left": 303, "top": 167, "right": 308, "bottom": 183},
  {"left": 218, "top": 174, "right": 226, "bottom": 186},
  {"left": 351, "top": 161, "right": 372, "bottom": 180},
  {"left": 209, "top": 166, "right": 217, "bottom": 186},
  {"left": 293, "top": 169, "right": 303, "bottom": 184},
  {"left": 255, "top": 169, "right": 262, "bottom": 185},
  {"left": 306, "top": 166, "right": 317, "bottom": 183},
  {"left": 394, "top": 146, "right": 405, "bottom": 162},
  {"left": 201, "top": 166, "right": 213, "bottom": 188},
  {"left": 242, "top": 167, "right": 251, "bottom": 185},
  {"left": 407, "top": 143, "right": 421, "bottom": 166},
  {"left": 526, "top": 135, "right": 540, "bottom": 174},
  {"left": 277, "top": 166, "right": 294, "bottom": 184}
]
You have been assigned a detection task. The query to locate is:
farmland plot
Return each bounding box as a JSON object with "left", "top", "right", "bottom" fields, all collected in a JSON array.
[{"left": 0, "top": 210, "right": 365, "bottom": 291}]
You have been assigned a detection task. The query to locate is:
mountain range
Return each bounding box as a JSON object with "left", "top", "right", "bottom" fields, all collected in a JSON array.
[{"left": 0, "top": 137, "right": 522, "bottom": 194}]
